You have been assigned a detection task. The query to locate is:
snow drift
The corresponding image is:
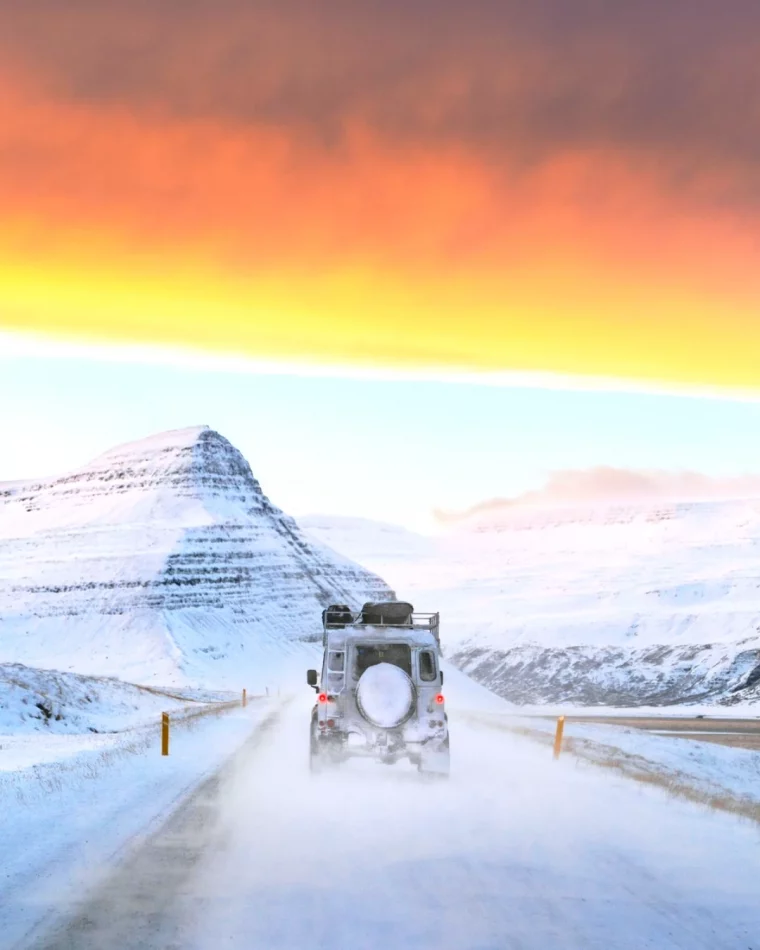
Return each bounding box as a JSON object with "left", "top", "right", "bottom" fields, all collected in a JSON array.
[
  {"left": 0, "top": 662, "right": 230, "bottom": 735},
  {"left": 0, "top": 426, "right": 392, "bottom": 689}
]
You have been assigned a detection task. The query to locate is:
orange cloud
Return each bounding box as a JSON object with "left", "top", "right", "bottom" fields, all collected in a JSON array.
[
  {"left": 1, "top": 1, "right": 760, "bottom": 391},
  {"left": 435, "top": 468, "right": 760, "bottom": 526},
  {"left": 2, "top": 77, "right": 758, "bottom": 284}
]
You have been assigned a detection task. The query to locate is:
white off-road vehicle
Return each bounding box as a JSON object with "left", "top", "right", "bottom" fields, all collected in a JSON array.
[{"left": 306, "top": 601, "right": 450, "bottom": 777}]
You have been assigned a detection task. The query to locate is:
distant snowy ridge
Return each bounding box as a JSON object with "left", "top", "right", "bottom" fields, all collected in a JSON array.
[
  {"left": 0, "top": 427, "right": 392, "bottom": 689},
  {"left": 453, "top": 640, "right": 760, "bottom": 706}
]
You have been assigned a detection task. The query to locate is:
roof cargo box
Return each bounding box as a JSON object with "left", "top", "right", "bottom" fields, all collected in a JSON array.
[{"left": 361, "top": 601, "right": 414, "bottom": 626}]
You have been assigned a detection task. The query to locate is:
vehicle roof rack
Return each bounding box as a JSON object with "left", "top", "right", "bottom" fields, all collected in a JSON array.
[{"left": 321, "top": 601, "right": 440, "bottom": 646}]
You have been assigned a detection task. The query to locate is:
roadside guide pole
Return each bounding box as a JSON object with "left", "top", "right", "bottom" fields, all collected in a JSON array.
[
  {"left": 242, "top": 688, "right": 247, "bottom": 708},
  {"left": 161, "top": 712, "right": 170, "bottom": 757},
  {"left": 553, "top": 715, "right": 565, "bottom": 760}
]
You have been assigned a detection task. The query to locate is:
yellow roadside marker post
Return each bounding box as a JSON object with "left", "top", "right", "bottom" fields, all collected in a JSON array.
[
  {"left": 161, "top": 712, "right": 170, "bottom": 756},
  {"left": 553, "top": 715, "right": 565, "bottom": 760},
  {"left": 242, "top": 688, "right": 247, "bottom": 708}
]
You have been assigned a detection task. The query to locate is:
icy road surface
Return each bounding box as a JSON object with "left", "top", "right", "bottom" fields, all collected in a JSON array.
[{"left": 25, "top": 696, "right": 760, "bottom": 949}]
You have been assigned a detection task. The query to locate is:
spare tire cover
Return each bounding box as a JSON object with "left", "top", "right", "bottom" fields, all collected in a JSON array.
[{"left": 356, "top": 662, "right": 415, "bottom": 728}]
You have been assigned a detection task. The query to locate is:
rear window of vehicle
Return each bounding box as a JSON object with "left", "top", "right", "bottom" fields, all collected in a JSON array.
[
  {"left": 419, "top": 650, "right": 436, "bottom": 681},
  {"left": 354, "top": 643, "right": 412, "bottom": 677}
]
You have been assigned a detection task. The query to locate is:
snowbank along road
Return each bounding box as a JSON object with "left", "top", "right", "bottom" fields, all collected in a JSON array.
[{"left": 19, "top": 686, "right": 760, "bottom": 950}]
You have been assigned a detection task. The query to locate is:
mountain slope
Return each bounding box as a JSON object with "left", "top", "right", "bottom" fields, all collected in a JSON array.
[
  {"left": 299, "top": 514, "right": 435, "bottom": 564},
  {"left": 0, "top": 427, "right": 392, "bottom": 688},
  {"left": 304, "top": 504, "right": 760, "bottom": 706}
]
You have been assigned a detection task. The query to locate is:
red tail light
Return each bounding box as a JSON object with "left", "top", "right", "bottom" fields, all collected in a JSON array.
[
  {"left": 435, "top": 694, "right": 445, "bottom": 705},
  {"left": 326, "top": 719, "right": 335, "bottom": 728},
  {"left": 318, "top": 693, "right": 328, "bottom": 703}
]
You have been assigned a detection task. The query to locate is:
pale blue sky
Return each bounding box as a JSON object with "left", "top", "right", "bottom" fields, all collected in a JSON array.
[{"left": 2, "top": 343, "right": 760, "bottom": 530}]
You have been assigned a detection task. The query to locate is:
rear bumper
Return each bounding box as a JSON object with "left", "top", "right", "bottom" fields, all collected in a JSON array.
[{"left": 313, "top": 727, "right": 448, "bottom": 765}]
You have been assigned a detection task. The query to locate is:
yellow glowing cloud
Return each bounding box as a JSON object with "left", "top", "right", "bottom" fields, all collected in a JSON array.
[{"left": 3, "top": 229, "right": 760, "bottom": 394}]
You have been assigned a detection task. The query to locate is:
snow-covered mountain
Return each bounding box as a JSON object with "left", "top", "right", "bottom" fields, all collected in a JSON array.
[
  {"left": 304, "top": 502, "right": 760, "bottom": 706},
  {"left": 0, "top": 427, "right": 392, "bottom": 689}
]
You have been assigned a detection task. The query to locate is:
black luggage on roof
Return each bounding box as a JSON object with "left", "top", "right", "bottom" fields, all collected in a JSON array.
[{"left": 322, "top": 604, "right": 354, "bottom": 628}]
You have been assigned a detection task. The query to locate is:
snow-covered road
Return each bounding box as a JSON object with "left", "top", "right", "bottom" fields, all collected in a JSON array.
[
  {"left": 2, "top": 701, "right": 275, "bottom": 949},
  {"left": 25, "top": 689, "right": 760, "bottom": 950}
]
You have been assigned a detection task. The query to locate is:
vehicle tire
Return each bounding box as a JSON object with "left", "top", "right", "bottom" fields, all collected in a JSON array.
[
  {"left": 418, "top": 735, "right": 450, "bottom": 779},
  {"left": 309, "top": 725, "right": 324, "bottom": 774}
]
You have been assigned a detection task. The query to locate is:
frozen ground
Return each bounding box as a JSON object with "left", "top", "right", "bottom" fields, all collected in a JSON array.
[{"left": 4, "top": 672, "right": 759, "bottom": 950}]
